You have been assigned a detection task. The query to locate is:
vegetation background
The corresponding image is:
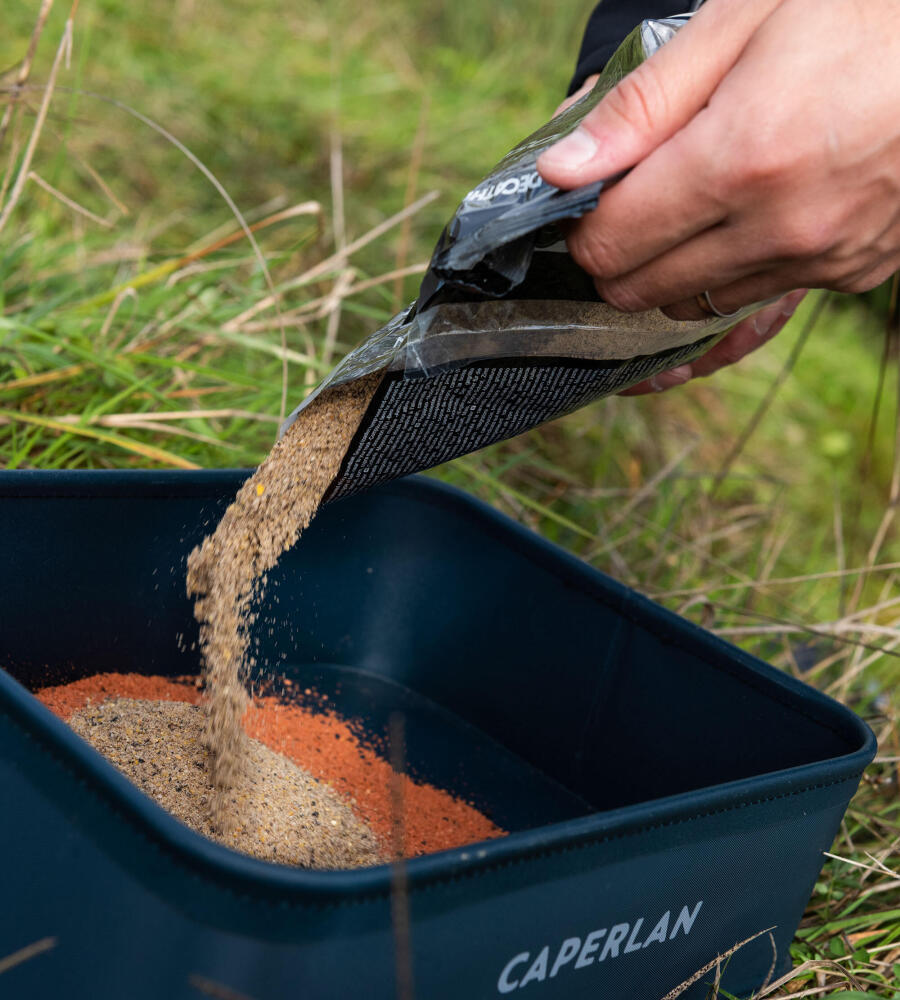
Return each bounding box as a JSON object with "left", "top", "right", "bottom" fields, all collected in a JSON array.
[{"left": 2, "top": 0, "right": 899, "bottom": 995}]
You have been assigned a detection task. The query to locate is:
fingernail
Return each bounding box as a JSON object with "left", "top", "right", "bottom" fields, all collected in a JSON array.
[
  {"left": 752, "top": 309, "right": 779, "bottom": 337},
  {"left": 782, "top": 289, "right": 807, "bottom": 317},
  {"left": 539, "top": 127, "right": 598, "bottom": 170},
  {"left": 665, "top": 365, "right": 692, "bottom": 384},
  {"left": 651, "top": 365, "right": 692, "bottom": 392}
]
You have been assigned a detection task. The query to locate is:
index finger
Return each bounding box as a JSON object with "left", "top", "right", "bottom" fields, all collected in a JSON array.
[
  {"left": 537, "top": 0, "right": 780, "bottom": 188},
  {"left": 564, "top": 112, "right": 724, "bottom": 280}
]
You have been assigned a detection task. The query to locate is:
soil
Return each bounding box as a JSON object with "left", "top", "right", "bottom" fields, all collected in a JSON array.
[{"left": 36, "top": 672, "right": 505, "bottom": 860}]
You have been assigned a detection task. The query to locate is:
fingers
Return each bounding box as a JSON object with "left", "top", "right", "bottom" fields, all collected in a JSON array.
[
  {"left": 591, "top": 220, "right": 776, "bottom": 313},
  {"left": 536, "top": 0, "right": 782, "bottom": 189},
  {"left": 561, "top": 119, "right": 726, "bottom": 282},
  {"left": 619, "top": 291, "right": 807, "bottom": 395},
  {"left": 619, "top": 364, "right": 693, "bottom": 396},
  {"left": 689, "top": 291, "right": 805, "bottom": 377},
  {"left": 659, "top": 267, "right": 811, "bottom": 320}
]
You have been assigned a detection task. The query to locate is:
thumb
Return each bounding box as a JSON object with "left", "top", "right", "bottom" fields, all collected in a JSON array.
[{"left": 537, "top": 0, "right": 780, "bottom": 188}]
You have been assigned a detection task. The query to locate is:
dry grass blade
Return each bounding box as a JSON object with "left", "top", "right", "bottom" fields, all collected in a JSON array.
[
  {"left": 94, "top": 409, "right": 280, "bottom": 425},
  {"left": 329, "top": 127, "right": 345, "bottom": 255},
  {"left": 224, "top": 189, "right": 439, "bottom": 330},
  {"left": 99, "top": 287, "right": 137, "bottom": 347},
  {"left": 154, "top": 204, "right": 321, "bottom": 287},
  {"left": 0, "top": 124, "right": 22, "bottom": 208},
  {"left": 659, "top": 927, "right": 774, "bottom": 999},
  {"left": 183, "top": 193, "right": 287, "bottom": 249},
  {"left": 607, "top": 507, "right": 759, "bottom": 590},
  {"left": 90, "top": 95, "right": 286, "bottom": 349},
  {"left": 0, "top": 410, "right": 277, "bottom": 428},
  {"left": 687, "top": 595, "right": 900, "bottom": 660},
  {"left": 710, "top": 291, "right": 828, "bottom": 496},
  {"left": 716, "top": 619, "right": 900, "bottom": 641},
  {"left": 211, "top": 330, "right": 325, "bottom": 369},
  {"left": 236, "top": 262, "right": 428, "bottom": 333},
  {"left": 86, "top": 419, "right": 242, "bottom": 450},
  {"left": 847, "top": 287, "right": 900, "bottom": 619},
  {"left": 392, "top": 94, "right": 429, "bottom": 310},
  {"left": 321, "top": 268, "right": 355, "bottom": 366},
  {"left": 73, "top": 150, "right": 129, "bottom": 217},
  {"left": 8, "top": 82, "right": 293, "bottom": 416},
  {"left": 172, "top": 200, "right": 321, "bottom": 277},
  {"left": 658, "top": 562, "right": 900, "bottom": 600},
  {"left": 320, "top": 133, "right": 354, "bottom": 378},
  {"left": 27, "top": 169, "right": 114, "bottom": 227},
  {"left": 0, "top": 0, "right": 54, "bottom": 153},
  {"left": 823, "top": 850, "right": 900, "bottom": 881},
  {"left": 0, "top": 11, "right": 73, "bottom": 234},
  {"left": 0, "top": 409, "right": 201, "bottom": 468},
  {"left": 0, "top": 363, "right": 86, "bottom": 392},
  {"left": 847, "top": 271, "right": 898, "bottom": 605},
  {"left": 351, "top": 262, "right": 428, "bottom": 297},
  {"left": 603, "top": 440, "right": 696, "bottom": 535},
  {"left": 164, "top": 255, "right": 257, "bottom": 285},
  {"left": 833, "top": 479, "right": 847, "bottom": 618},
  {"left": 758, "top": 931, "right": 779, "bottom": 995},
  {"left": 0, "top": 936, "right": 57, "bottom": 976},
  {"left": 0, "top": 409, "right": 276, "bottom": 454},
  {"left": 824, "top": 633, "right": 900, "bottom": 694},
  {"left": 754, "top": 957, "right": 867, "bottom": 996}
]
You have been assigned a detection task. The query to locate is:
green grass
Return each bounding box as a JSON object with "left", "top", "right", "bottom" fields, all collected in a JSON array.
[{"left": 2, "top": 2, "right": 900, "bottom": 996}]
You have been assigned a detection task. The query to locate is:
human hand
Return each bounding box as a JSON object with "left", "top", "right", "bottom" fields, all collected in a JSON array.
[
  {"left": 619, "top": 290, "right": 807, "bottom": 395},
  {"left": 537, "top": 0, "right": 900, "bottom": 322}
]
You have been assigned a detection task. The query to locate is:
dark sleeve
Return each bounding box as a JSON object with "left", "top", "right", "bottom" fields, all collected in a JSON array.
[{"left": 569, "top": 1, "right": 679, "bottom": 94}]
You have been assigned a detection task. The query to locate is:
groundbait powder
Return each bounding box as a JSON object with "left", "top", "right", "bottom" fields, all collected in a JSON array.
[
  {"left": 36, "top": 673, "right": 504, "bottom": 861},
  {"left": 69, "top": 696, "right": 384, "bottom": 869},
  {"left": 186, "top": 374, "right": 381, "bottom": 833}
]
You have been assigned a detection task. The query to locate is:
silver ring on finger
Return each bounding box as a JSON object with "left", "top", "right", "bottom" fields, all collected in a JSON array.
[{"left": 702, "top": 290, "right": 741, "bottom": 320}]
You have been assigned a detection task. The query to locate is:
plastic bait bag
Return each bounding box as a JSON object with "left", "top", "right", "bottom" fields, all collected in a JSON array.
[{"left": 283, "top": 13, "right": 757, "bottom": 501}]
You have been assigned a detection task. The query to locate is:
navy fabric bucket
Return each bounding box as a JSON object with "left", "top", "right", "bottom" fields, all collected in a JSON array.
[{"left": 0, "top": 470, "right": 874, "bottom": 1000}]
